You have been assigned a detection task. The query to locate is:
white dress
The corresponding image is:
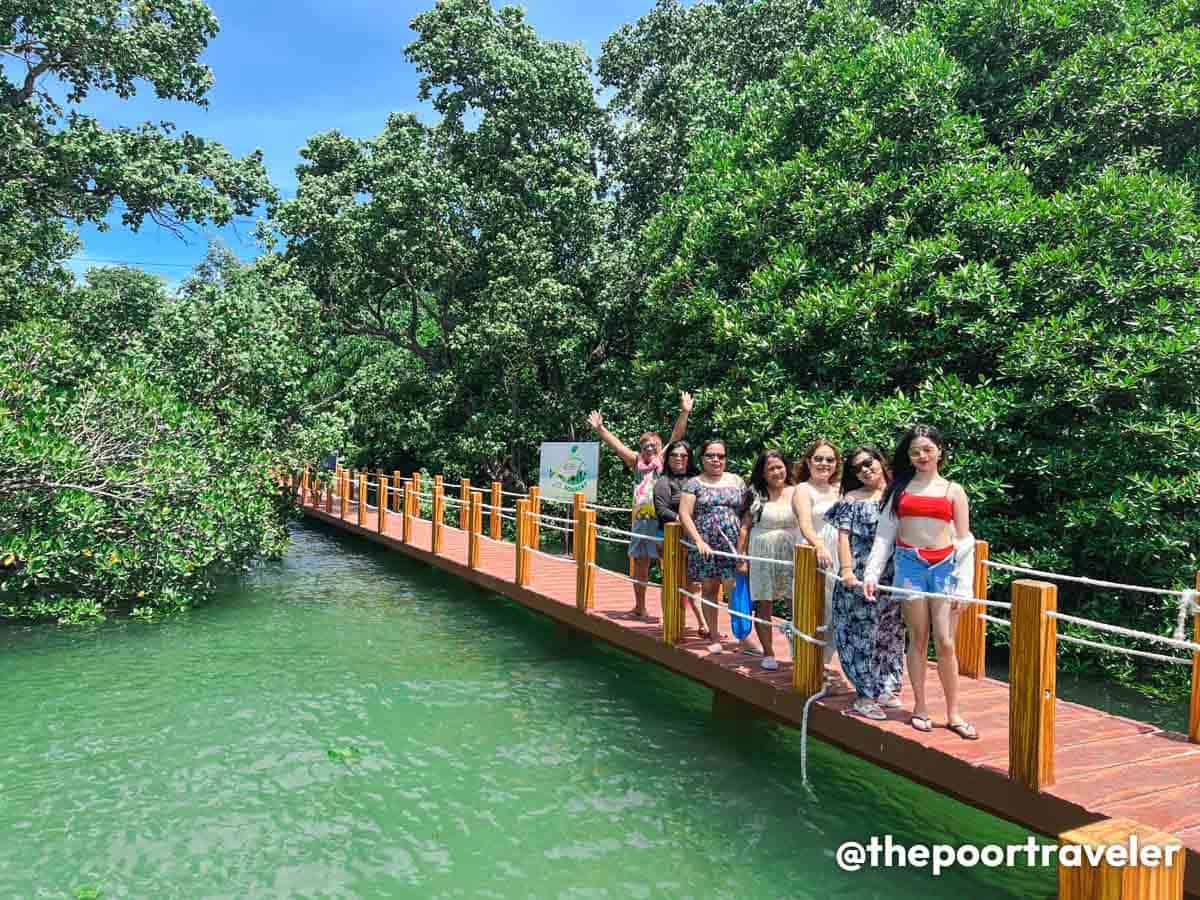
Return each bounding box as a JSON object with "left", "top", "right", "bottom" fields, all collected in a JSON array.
[
  {"left": 747, "top": 490, "right": 802, "bottom": 609},
  {"left": 800, "top": 482, "right": 840, "bottom": 663}
]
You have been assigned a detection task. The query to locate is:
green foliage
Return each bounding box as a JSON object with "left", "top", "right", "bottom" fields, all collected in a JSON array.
[
  {"left": 0, "top": 319, "right": 288, "bottom": 621},
  {"left": 635, "top": 2, "right": 1200, "bottom": 694}
]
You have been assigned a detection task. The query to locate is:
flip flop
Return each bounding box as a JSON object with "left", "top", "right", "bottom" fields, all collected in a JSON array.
[
  {"left": 910, "top": 714, "right": 933, "bottom": 733},
  {"left": 852, "top": 698, "right": 887, "bottom": 721},
  {"left": 947, "top": 720, "right": 979, "bottom": 741}
]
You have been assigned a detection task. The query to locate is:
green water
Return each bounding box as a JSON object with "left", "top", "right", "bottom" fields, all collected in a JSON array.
[{"left": 0, "top": 524, "right": 1060, "bottom": 899}]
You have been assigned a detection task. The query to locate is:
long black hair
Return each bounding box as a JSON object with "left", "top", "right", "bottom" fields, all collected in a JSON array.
[
  {"left": 839, "top": 445, "right": 891, "bottom": 496},
  {"left": 881, "top": 425, "right": 945, "bottom": 515},
  {"left": 662, "top": 440, "right": 699, "bottom": 478},
  {"left": 749, "top": 449, "right": 794, "bottom": 497}
]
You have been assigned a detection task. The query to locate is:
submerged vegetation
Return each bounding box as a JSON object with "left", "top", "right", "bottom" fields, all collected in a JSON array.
[{"left": 0, "top": 0, "right": 1196, "bottom": 695}]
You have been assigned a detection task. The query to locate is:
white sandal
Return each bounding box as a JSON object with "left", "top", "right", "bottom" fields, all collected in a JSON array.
[
  {"left": 851, "top": 698, "right": 887, "bottom": 720},
  {"left": 760, "top": 656, "right": 779, "bottom": 671}
]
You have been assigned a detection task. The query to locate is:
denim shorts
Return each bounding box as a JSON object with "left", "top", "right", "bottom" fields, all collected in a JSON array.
[
  {"left": 894, "top": 546, "right": 957, "bottom": 597},
  {"left": 627, "top": 518, "right": 663, "bottom": 560}
]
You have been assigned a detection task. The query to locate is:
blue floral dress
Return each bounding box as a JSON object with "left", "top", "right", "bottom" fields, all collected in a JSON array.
[
  {"left": 683, "top": 476, "right": 747, "bottom": 582},
  {"left": 826, "top": 497, "right": 905, "bottom": 700}
]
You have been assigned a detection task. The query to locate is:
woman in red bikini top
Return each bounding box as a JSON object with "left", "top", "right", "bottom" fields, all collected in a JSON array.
[{"left": 862, "top": 424, "right": 979, "bottom": 742}]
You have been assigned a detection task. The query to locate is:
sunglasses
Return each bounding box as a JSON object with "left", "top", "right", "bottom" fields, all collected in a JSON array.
[
  {"left": 854, "top": 457, "right": 878, "bottom": 472},
  {"left": 668, "top": 451, "right": 689, "bottom": 459},
  {"left": 703, "top": 453, "right": 726, "bottom": 460},
  {"left": 640, "top": 443, "right": 659, "bottom": 451},
  {"left": 811, "top": 455, "right": 837, "bottom": 465}
]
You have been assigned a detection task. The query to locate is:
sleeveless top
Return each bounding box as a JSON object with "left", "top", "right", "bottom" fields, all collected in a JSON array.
[{"left": 632, "top": 458, "right": 660, "bottom": 520}]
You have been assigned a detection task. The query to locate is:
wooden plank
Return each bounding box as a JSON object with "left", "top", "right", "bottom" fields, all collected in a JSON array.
[
  {"left": 956, "top": 539, "right": 988, "bottom": 678},
  {"left": 792, "top": 544, "right": 823, "bottom": 696}
]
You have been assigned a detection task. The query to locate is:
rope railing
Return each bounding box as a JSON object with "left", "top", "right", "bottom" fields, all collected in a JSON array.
[
  {"left": 983, "top": 559, "right": 1192, "bottom": 598},
  {"left": 681, "top": 540, "right": 793, "bottom": 568},
  {"left": 589, "top": 563, "right": 655, "bottom": 590},
  {"left": 598, "top": 524, "right": 664, "bottom": 543},
  {"left": 1044, "top": 610, "right": 1200, "bottom": 655},
  {"left": 679, "top": 588, "right": 826, "bottom": 647},
  {"left": 1055, "top": 633, "right": 1192, "bottom": 666}
]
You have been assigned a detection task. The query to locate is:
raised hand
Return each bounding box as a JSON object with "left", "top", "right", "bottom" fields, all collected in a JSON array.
[
  {"left": 680, "top": 390, "right": 694, "bottom": 413},
  {"left": 587, "top": 410, "right": 603, "bottom": 431}
]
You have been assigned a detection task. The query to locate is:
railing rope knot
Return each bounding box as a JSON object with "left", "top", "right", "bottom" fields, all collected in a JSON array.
[{"left": 1174, "top": 588, "right": 1200, "bottom": 641}]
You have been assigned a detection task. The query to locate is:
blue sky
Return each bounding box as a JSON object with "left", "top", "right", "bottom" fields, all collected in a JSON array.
[{"left": 68, "top": 0, "right": 655, "bottom": 288}]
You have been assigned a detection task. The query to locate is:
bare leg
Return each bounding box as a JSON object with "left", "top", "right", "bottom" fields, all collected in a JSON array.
[
  {"left": 903, "top": 597, "right": 931, "bottom": 720},
  {"left": 754, "top": 600, "right": 774, "bottom": 658},
  {"left": 684, "top": 583, "right": 706, "bottom": 636},
  {"left": 930, "top": 597, "right": 963, "bottom": 724},
  {"left": 703, "top": 578, "right": 722, "bottom": 651},
  {"left": 631, "top": 556, "right": 651, "bottom": 616}
]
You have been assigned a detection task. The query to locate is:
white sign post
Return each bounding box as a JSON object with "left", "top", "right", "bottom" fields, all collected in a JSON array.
[{"left": 538, "top": 442, "right": 599, "bottom": 503}]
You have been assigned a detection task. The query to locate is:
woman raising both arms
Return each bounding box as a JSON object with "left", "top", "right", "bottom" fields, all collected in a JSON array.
[
  {"left": 863, "top": 425, "right": 978, "bottom": 739},
  {"left": 587, "top": 391, "right": 694, "bottom": 618}
]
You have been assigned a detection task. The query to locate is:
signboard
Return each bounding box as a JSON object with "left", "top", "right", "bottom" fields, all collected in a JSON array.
[{"left": 538, "top": 442, "right": 600, "bottom": 503}]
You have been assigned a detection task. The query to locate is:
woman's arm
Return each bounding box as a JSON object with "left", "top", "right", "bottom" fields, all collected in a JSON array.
[
  {"left": 653, "top": 477, "right": 678, "bottom": 525},
  {"left": 587, "top": 410, "right": 637, "bottom": 469},
  {"left": 862, "top": 506, "right": 898, "bottom": 600},
  {"left": 837, "top": 529, "right": 860, "bottom": 590},
  {"left": 951, "top": 482, "right": 970, "bottom": 537},
  {"left": 665, "top": 391, "right": 694, "bottom": 446},
  {"left": 790, "top": 486, "right": 832, "bottom": 569},
  {"left": 678, "top": 492, "right": 710, "bottom": 555},
  {"left": 735, "top": 510, "right": 752, "bottom": 574}
]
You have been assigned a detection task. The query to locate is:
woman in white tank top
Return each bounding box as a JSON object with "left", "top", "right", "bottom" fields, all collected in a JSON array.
[
  {"left": 791, "top": 440, "right": 843, "bottom": 679},
  {"left": 736, "top": 450, "right": 801, "bottom": 670}
]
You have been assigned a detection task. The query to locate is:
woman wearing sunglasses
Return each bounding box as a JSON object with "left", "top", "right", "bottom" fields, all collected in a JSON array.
[
  {"left": 678, "top": 438, "right": 749, "bottom": 654},
  {"left": 587, "top": 391, "right": 694, "bottom": 617},
  {"left": 863, "top": 425, "right": 978, "bottom": 740},
  {"left": 827, "top": 446, "right": 905, "bottom": 720},
  {"left": 792, "top": 439, "right": 843, "bottom": 683},
  {"left": 654, "top": 440, "right": 708, "bottom": 637}
]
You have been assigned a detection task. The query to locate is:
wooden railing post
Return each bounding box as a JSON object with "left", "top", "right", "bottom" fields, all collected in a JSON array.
[
  {"left": 432, "top": 475, "right": 445, "bottom": 554},
  {"left": 1010, "top": 579, "right": 1057, "bottom": 791},
  {"left": 1058, "top": 818, "right": 1184, "bottom": 899},
  {"left": 402, "top": 475, "right": 413, "bottom": 544},
  {"left": 459, "top": 478, "right": 470, "bottom": 530},
  {"left": 339, "top": 470, "right": 348, "bottom": 519},
  {"left": 515, "top": 499, "right": 529, "bottom": 585},
  {"left": 490, "top": 481, "right": 502, "bottom": 540},
  {"left": 661, "top": 522, "right": 681, "bottom": 643},
  {"left": 324, "top": 472, "right": 333, "bottom": 513},
  {"left": 574, "top": 507, "right": 596, "bottom": 610},
  {"left": 792, "top": 543, "right": 825, "bottom": 696},
  {"left": 377, "top": 474, "right": 388, "bottom": 533},
  {"left": 528, "top": 485, "right": 541, "bottom": 550},
  {"left": 411, "top": 472, "right": 422, "bottom": 519},
  {"left": 1190, "top": 571, "right": 1199, "bottom": 744},
  {"left": 571, "top": 492, "right": 586, "bottom": 559},
  {"left": 391, "top": 470, "right": 402, "bottom": 512},
  {"left": 468, "top": 489, "right": 483, "bottom": 569},
  {"left": 357, "top": 474, "right": 367, "bottom": 527},
  {"left": 957, "top": 539, "right": 989, "bottom": 678}
]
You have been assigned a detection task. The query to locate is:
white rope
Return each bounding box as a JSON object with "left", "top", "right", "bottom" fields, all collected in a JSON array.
[
  {"left": 595, "top": 532, "right": 638, "bottom": 547},
  {"left": 532, "top": 511, "right": 578, "bottom": 526},
  {"left": 499, "top": 488, "right": 529, "bottom": 498},
  {"left": 540, "top": 496, "right": 575, "bottom": 506},
  {"left": 499, "top": 511, "right": 518, "bottom": 522},
  {"left": 980, "top": 614, "right": 1011, "bottom": 627},
  {"left": 1056, "top": 633, "right": 1193, "bottom": 666},
  {"left": 534, "top": 522, "right": 573, "bottom": 535},
  {"left": 529, "top": 548, "right": 573, "bottom": 564},
  {"left": 588, "top": 502, "right": 634, "bottom": 513},
  {"left": 1173, "top": 589, "right": 1199, "bottom": 641},
  {"left": 588, "top": 563, "right": 656, "bottom": 589},
  {"left": 983, "top": 560, "right": 1192, "bottom": 598},
  {"left": 599, "top": 524, "right": 664, "bottom": 544},
  {"left": 857, "top": 578, "right": 1012, "bottom": 609},
  {"left": 679, "top": 589, "right": 825, "bottom": 646},
  {"left": 683, "top": 541, "right": 795, "bottom": 568},
  {"left": 1044, "top": 611, "right": 1200, "bottom": 654},
  {"left": 801, "top": 686, "right": 828, "bottom": 790}
]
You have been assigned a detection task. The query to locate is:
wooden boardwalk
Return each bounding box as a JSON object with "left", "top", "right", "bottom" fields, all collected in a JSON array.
[{"left": 303, "top": 496, "right": 1200, "bottom": 897}]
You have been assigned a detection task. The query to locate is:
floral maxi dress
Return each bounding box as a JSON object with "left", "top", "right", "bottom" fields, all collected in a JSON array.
[
  {"left": 826, "top": 498, "right": 905, "bottom": 701},
  {"left": 683, "top": 476, "right": 746, "bottom": 583}
]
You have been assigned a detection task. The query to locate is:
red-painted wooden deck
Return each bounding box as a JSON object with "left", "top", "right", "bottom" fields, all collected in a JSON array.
[{"left": 304, "top": 496, "right": 1200, "bottom": 895}]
